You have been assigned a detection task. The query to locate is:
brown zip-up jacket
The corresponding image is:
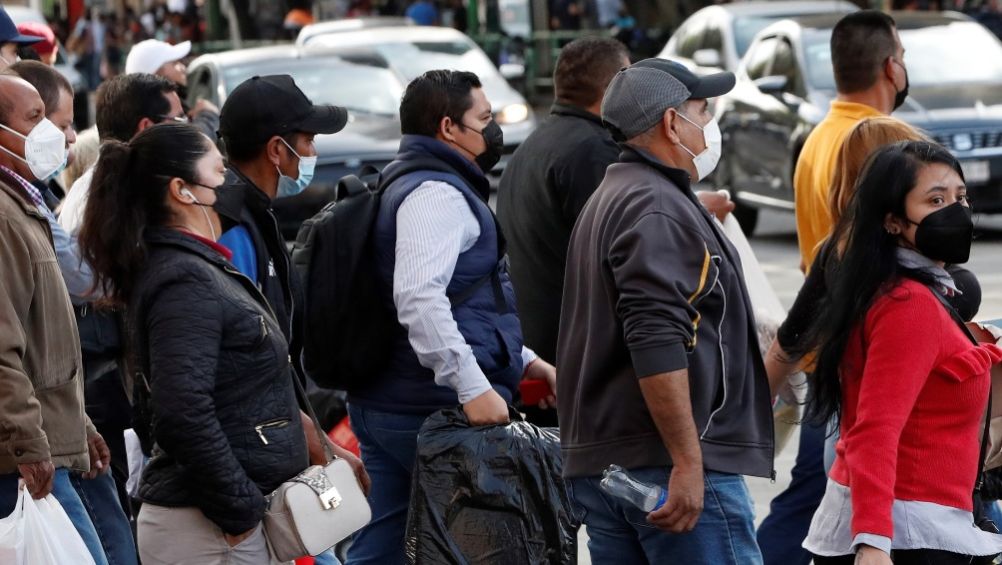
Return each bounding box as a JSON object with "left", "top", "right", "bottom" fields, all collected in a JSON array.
[{"left": 0, "top": 169, "right": 93, "bottom": 474}]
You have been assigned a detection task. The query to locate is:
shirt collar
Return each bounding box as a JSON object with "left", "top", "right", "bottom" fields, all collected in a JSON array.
[
  {"left": 0, "top": 164, "right": 44, "bottom": 209},
  {"left": 550, "top": 103, "right": 603, "bottom": 125},
  {"left": 896, "top": 246, "right": 960, "bottom": 295},
  {"left": 618, "top": 145, "right": 693, "bottom": 192},
  {"left": 829, "top": 100, "right": 884, "bottom": 120}
]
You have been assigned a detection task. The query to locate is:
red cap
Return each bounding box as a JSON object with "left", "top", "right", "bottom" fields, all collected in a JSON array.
[{"left": 16, "top": 22, "right": 56, "bottom": 57}]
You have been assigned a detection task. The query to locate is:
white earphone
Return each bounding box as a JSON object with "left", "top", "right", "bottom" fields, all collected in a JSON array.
[{"left": 180, "top": 188, "right": 196, "bottom": 202}]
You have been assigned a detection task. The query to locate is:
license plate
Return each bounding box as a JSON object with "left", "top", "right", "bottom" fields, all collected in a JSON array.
[{"left": 961, "top": 160, "right": 990, "bottom": 184}]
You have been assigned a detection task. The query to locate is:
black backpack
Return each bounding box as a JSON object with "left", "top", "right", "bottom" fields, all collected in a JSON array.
[{"left": 292, "top": 159, "right": 495, "bottom": 391}]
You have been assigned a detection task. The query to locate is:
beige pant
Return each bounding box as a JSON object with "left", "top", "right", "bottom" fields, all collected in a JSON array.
[{"left": 138, "top": 504, "right": 285, "bottom": 565}]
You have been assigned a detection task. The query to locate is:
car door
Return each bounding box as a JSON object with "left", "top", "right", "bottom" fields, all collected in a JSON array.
[
  {"left": 665, "top": 13, "right": 706, "bottom": 70},
  {"left": 758, "top": 36, "right": 806, "bottom": 201},
  {"left": 726, "top": 36, "right": 784, "bottom": 197}
]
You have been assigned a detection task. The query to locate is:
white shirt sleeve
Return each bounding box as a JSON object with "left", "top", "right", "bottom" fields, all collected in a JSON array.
[{"left": 393, "top": 180, "right": 493, "bottom": 404}]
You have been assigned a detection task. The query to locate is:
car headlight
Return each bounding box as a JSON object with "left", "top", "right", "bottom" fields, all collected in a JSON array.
[{"left": 496, "top": 103, "right": 529, "bottom": 125}]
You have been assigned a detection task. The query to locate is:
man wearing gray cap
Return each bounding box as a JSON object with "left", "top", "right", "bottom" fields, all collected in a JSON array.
[{"left": 556, "top": 59, "right": 775, "bottom": 563}]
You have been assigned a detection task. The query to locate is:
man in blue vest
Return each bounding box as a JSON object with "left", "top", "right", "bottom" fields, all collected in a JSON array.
[{"left": 345, "top": 69, "right": 557, "bottom": 565}]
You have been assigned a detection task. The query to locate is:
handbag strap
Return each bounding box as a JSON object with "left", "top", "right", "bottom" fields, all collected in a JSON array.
[
  {"left": 290, "top": 367, "right": 336, "bottom": 465},
  {"left": 930, "top": 288, "right": 992, "bottom": 491}
]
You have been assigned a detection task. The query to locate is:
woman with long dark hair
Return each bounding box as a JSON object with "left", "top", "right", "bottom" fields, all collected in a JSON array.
[
  {"left": 79, "top": 122, "right": 309, "bottom": 564},
  {"left": 799, "top": 140, "right": 1002, "bottom": 564}
]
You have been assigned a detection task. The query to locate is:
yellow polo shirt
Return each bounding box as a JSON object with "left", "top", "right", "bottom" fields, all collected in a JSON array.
[{"left": 793, "top": 101, "right": 883, "bottom": 269}]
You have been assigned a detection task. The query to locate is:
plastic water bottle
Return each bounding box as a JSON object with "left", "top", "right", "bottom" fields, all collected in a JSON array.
[{"left": 600, "top": 464, "right": 667, "bottom": 512}]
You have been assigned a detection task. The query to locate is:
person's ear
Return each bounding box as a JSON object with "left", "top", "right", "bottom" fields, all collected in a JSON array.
[
  {"left": 439, "top": 116, "right": 461, "bottom": 143},
  {"left": 266, "top": 135, "right": 286, "bottom": 167},
  {"left": 884, "top": 212, "right": 907, "bottom": 236},
  {"left": 167, "top": 177, "right": 191, "bottom": 205},
  {"left": 663, "top": 108, "right": 683, "bottom": 144},
  {"left": 884, "top": 56, "right": 898, "bottom": 85},
  {"left": 136, "top": 117, "right": 154, "bottom": 133}
]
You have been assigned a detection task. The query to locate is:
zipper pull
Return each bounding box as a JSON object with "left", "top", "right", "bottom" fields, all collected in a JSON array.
[
  {"left": 770, "top": 469, "right": 777, "bottom": 484},
  {"left": 254, "top": 424, "right": 270, "bottom": 445},
  {"left": 259, "top": 316, "right": 268, "bottom": 338}
]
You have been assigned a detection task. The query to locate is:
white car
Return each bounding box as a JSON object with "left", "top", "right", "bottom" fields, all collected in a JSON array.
[{"left": 296, "top": 23, "right": 536, "bottom": 178}]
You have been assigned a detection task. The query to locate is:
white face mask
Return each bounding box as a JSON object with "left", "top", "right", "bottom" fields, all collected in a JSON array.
[
  {"left": 0, "top": 118, "right": 68, "bottom": 181},
  {"left": 677, "top": 112, "right": 722, "bottom": 182}
]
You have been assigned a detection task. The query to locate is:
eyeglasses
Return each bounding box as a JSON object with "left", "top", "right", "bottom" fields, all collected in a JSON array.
[{"left": 159, "top": 114, "right": 189, "bottom": 124}]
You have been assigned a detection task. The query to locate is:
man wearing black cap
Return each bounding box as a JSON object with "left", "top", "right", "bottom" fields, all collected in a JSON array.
[
  {"left": 215, "top": 75, "right": 369, "bottom": 496},
  {"left": 0, "top": 7, "right": 42, "bottom": 70},
  {"left": 556, "top": 59, "right": 775, "bottom": 563}
]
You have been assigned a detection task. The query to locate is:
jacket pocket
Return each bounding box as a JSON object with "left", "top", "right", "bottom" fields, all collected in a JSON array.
[
  {"left": 254, "top": 418, "right": 291, "bottom": 446},
  {"left": 36, "top": 370, "right": 88, "bottom": 456}
]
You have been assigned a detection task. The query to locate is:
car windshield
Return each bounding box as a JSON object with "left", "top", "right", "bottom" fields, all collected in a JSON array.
[
  {"left": 310, "top": 35, "right": 509, "bottom": 96},
  {"left": 222, "top": 59, "right": 403, "bottom": 116},
  {"left": 802, "top": 22, "right": 1002, "bottom": 90},
  {"left": 734, "top": 16, "right": 792, "bottom": 57}
]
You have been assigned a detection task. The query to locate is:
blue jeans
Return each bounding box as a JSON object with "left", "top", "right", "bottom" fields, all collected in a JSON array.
[
  {"left": 756, "top": 419, "right": 828, "bottom": 565},
  {"left": 0, "top": 468, "right": 109, "bottom": 565},
  {"left": 345, "top": 403, "right": 429, "bottom": 565},
  {"left": 569, "top": 467, "right": 763, "bottom": 564},
  {"left": 69, "top": 472, "right": 138, "bottom": 565}
]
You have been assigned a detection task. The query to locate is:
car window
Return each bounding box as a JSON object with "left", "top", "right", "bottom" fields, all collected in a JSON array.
[
  {"left": 702, "top": 21, "right": 724, "bottom": 53},
  {"left": 188, "top": 68, "right": 214, "bottom": 106},
  {"left": 675, "top": 17, "right": 705, "bottom": 59},
  {"left": 771, "top": 38, "right": 802, "bottom": 95},
  {"left": 745, "top": 37, "right": 778, "bottom": 81},
  {"left": 223, "top": 60, "right": 404, "bottom": 116}
]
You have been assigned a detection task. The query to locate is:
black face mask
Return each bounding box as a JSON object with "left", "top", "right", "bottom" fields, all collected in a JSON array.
[
  {"left": 463, "top": 120, "right": 504, "bottom": 173},
  {"left": 906, "top": 202, "right": 974, "bottom": 264},
  {"left": 892, "top": 58, "right": 910, "bottom": 112},
  {"left": 211, "top": 183, "right": 244, "bottom": 233}
]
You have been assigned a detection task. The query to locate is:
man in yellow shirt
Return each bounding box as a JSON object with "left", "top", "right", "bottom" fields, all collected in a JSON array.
[
  {"left": 793, "top": 10, "right": 909, "bottom": 269},
  {"left": 759, "top": 10, "right": 911, "bottom": 565}
]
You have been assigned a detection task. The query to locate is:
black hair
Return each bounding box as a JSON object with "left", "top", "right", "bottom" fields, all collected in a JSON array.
[
  {"left": 79, "top": 122, "right": 213, "bottom": 305},
  {"left": 399, "top": 70, "right": 482, "bottom": 137},
  {"left": 95, "top": 73, "right": 178, "bottom": 142},
  {"left": 831, "top": 10, "right": 898, "bottom": 94},
  {"left": 554, "top": 37, "right": 629, "bottom": 109},
  {"left": 223, "top": 130, "right": 299, "bottom": 164},
  {"left": 793, "top": 141, "right": 964, "bottom": 427},
  {"left": 8, "top": 60, "right": 72, "bottom": 117}
]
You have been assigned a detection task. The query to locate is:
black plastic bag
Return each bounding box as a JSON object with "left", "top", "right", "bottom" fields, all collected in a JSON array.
[{"left": 405, "top": 406, "right": 579, "bottom": 565}]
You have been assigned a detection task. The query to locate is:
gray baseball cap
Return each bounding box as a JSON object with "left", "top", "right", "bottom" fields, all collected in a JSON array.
[{"left": 601, "top": 58, "right": 736, "bottom": 141}]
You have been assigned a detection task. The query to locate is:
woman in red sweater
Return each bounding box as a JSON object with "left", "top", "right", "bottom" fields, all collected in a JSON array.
[{"left": 797, "top": 141, "right": 1002, "bottom": 565}]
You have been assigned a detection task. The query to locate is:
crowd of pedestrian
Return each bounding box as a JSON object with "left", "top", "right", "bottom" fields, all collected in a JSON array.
[{"left": 3, "top": 2, "right": 1002, "bottom": 565}]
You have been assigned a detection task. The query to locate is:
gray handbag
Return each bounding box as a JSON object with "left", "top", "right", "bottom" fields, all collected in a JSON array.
[{"left": 263, "top": 375, "right": 371, "bottom": 561}]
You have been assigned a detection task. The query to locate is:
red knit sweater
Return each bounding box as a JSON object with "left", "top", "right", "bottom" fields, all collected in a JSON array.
[{"left": 829, "top": 279, "right": 1002, "bottom": 540}]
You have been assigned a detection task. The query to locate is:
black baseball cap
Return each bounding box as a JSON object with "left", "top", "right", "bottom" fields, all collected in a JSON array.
[
  {"left": 0, "top": 8, "right": 44, "bottom": 46},
  {"left": 632, "top": 58, "right": 735, "bottom": 100},
  {"left": 218, "top": 74, "right": 348, "bottom": 143}
]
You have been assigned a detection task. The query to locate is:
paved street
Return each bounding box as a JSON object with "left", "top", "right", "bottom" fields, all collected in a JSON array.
[{"left": 577, "top": 207, "right": 1002, "bottom": 563}]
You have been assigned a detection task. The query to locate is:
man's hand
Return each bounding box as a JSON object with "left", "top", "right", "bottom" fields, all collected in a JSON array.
[
  {"left": 18, "top": 460, "right": 55, "bottom": 499},
  {"left": 646, "top": 464, "right": 704, "bottom": 533},
  {"left": 190, "top": 99, "right": 219, "bottom": 118},
  {"left": 463, "top": 389, "right": 510, "bottom": 426},
  {"left": 330, "top": 442, "right": 371, "bottom": 496},
  {"left": 82, "top": 432, "right": 111, "bottom": 479},
  {"left": 523, "top": 359, "right": 557, "bottom": 409},
  {"left": 855, "top": 545, "right": 892, "bottom": 565},
  {"left": 695, "top": 190, "right": 735, "bottom": 222},
  {"left": 223, "top": 526, "right": 257, "bottom": 548}
]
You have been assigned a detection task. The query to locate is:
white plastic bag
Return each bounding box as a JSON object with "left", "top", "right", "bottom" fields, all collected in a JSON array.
[
  {"left": 0, "top": 485, "right": 96, "bottom": 565},
  {"left": 720, "top": 214, "right": 806, "bottom": 454}
]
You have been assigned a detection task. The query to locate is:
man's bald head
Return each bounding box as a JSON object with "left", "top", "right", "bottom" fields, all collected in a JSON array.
[{"left": 0, "top": 74, "right": 47, "bottom": 179}]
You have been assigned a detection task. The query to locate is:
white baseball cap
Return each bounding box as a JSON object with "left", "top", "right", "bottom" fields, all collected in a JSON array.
[{"left": 125, "top": 39, "right": 191, "bottom": 75}]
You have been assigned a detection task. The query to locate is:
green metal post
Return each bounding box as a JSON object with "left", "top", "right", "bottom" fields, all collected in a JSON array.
[
  {"left": 467, "top": 0, "right": 479, "bottom": 37},
  {"left": 206, "top": 0, "right": 224, "bottom": 41}
]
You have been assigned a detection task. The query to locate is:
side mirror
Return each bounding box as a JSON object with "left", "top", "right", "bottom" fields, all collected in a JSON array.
[
  {"left": 693, "top": 48, "right": 722, "bottom": 68},
  {"left": 499, "top": 63, "right": 525, "bottom": 80},
  {"left": 754, "top": 75, "right": 788, "bottom": 95}
]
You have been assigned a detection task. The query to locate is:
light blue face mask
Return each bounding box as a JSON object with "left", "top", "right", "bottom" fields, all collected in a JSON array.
[
  {"left": 41, "top": 148, "right": 69, "bottom": 183},
  {"left": 276, "top": 138, "right": 317, "bottom": 198}
]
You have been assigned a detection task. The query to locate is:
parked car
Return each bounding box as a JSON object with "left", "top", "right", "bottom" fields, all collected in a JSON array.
[
  {"left": 714, "top": 11, "right": 1002, "bottom": 233},
  {"left": 294, "top": 16, "right": 415, "bottom": 44},
  {"left": 296, "top": 23, "right": 537, "bottom": 179},
  {"left": 187, "top": 45, "right": 406, "bottom": 237},
  {"left": 658, "top": 0, "right": 857, "bottom": 75}
]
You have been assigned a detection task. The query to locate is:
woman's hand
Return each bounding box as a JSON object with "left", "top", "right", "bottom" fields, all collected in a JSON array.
[{"left": 855, "top": 545, "right": 892, "bottom": 565}]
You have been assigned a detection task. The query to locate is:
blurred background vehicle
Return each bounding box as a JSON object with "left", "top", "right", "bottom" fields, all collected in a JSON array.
[
  {"left": 296, "top": 20, "right": 537, "bottom": 180},
  {"left": 657, "top": 1, "right": 857, "bottom": 76},
  {"left": 187, "top": 45, "right": 406, "bottom": 237},
  {"left": 711, "top": 10, "right": 1002, "bottom": 234}
]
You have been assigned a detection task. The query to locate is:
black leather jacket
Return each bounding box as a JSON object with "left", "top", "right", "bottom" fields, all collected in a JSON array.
[{"left": 130, "top": 228, "right": 308, "bottom": 535}]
